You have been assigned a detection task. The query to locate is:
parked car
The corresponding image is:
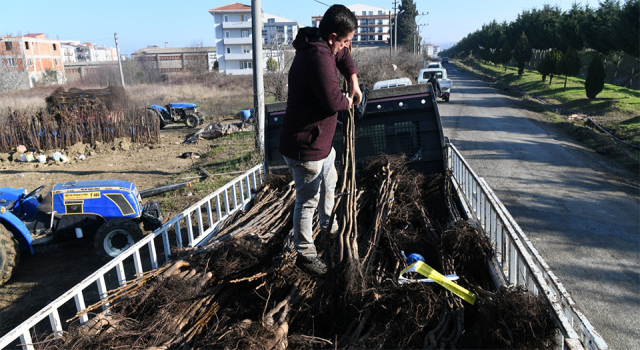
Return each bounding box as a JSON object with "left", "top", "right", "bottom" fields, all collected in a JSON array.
[
  {"left": 442, "top": 57, "right": 449, "bottom": 63},
  {"left": 373, "top": 77, "right": 413, "bottom": 90},
  {"left": 426, "top": 62, "right": 442, "bottom": 69}
]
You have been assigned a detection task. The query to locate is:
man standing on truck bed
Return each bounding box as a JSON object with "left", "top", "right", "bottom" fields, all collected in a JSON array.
[{"left": 278, "top": 4, "right": 362, "bottom": 276}]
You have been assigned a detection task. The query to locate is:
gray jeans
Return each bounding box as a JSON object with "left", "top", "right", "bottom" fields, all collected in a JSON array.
[{"left": 283, "top": 148, "right": 337, "bottom": 259}]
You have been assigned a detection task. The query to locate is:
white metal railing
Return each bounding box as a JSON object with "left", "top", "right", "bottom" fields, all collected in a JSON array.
[
  {"left": 447, "top": 143, "right": 608, "bottom": 350},
  {"left": 0, "top": 164, "right": 265, "bottom": 350}
]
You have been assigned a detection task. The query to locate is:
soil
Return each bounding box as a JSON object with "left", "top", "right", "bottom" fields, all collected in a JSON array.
[{"left": 0, "top": 125, "right": 216, "bottom": 337}]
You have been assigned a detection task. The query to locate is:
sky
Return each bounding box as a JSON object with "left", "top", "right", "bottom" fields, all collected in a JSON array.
[{"left": 0, "top": 0, "right": 602, "bottom": 56}]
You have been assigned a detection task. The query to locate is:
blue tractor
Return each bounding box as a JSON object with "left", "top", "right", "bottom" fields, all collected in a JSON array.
[
  {"left": 147, "top": 103, "right": 205, "bottom": 129},
  {"left": 0, "top": 180, "right": 162, "bottom": 286}
]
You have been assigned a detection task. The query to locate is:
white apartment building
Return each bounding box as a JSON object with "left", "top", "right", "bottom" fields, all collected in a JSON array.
[
  {"left": 209, "top": 3, "right": 299, "bottom": 75},
  {"left": 61, "top": 41, "right": 80, "bottom": 63},
  {"left": 425, "top": 44, "right": 440, "bottom": 58},
  {"left": 262, "top": 14, "right": 298, "bottom": 47},
  {"left": 77, "top": 43, "right": 118, "bottom": 62},
  {"left": 311, "top": 4, "right": 393, "bottom": 46}
]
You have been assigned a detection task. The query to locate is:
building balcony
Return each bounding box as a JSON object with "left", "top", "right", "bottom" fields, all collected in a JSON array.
[
  {"left": 224, "top": 37, "right": 253, "bottom": 45},
  {"left": 222, "top": 21, "right": 253, "bottom": 29},
  {"left": 225, "top": 53, "right": 252, "bottom": 61}
]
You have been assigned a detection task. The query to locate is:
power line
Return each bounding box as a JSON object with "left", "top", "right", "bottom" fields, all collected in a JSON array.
[{"left": 311, "top": 0, "right": 330, "bottom": 7}]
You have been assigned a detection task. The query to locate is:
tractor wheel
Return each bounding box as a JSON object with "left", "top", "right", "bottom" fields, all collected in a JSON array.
[
  {"left": 0, "top": 225, "right": 20, "bottom": 286},
  {"left": 444, "top": 96, "right": 450, "bottom": 102},
  {"left": 94, "top": 218, "right": 143, "bottom": 261},
  {"left": 185, "top": 114, "right": 200, "bottom": 128},
  {"left": 196, "top": 112, "right": 206, "bottom": 125}
]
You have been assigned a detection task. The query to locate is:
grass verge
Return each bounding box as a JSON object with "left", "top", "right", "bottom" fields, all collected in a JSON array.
[
  {"left": 159, "top": 131, "right": 260, "bottom": 215},
  {"left": 454, "top": 58, "right": 639, "bottom": 172}
]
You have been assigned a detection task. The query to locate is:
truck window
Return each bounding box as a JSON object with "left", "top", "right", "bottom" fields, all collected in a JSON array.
[{"left": 423, "top": 72, "right": 443, "bottom": 80}]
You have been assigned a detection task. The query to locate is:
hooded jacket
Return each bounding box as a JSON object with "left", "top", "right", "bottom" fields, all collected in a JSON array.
[{"left": 278, "top": 27, "right": 357, "bottom": 161}]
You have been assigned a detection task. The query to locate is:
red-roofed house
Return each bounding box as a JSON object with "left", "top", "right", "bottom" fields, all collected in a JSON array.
[{"left": 0, "top": 33, "right": 65, "bottom": 90}]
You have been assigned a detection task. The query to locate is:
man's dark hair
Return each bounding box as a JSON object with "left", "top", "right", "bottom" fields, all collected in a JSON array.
[
  {"left": 430, "top": 72, "right": 436, "bottom": 78},
  {"left": 318, "top": 5, "right": 358, "bottom": 41}
]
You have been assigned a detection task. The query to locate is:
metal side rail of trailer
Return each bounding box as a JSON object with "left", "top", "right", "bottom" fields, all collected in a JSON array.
[
  {"left": 447, "top": 143, "right": 608, "bottom": 350},
  {"left": 0, "top": 164, "right": 266, "bottom": 350}
]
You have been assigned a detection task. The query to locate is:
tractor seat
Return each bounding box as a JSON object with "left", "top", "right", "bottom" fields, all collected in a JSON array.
[{"left": 37, "top": 191, "right": 54, "bottom": 213}]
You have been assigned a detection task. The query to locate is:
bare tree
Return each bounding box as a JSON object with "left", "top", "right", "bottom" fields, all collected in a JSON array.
[
  {"left": 263, "top": 28, "right": 295, "bottom": 102},
  {"left": 184, "top": 40, "right": 210, "bottom": 75}
]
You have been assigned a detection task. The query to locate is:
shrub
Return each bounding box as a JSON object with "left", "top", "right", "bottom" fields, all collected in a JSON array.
[
  {"left": 538, "top": 50, "right": 562, "bottom": 84},
  {"left": 513, "top": 32, "right": 533, "bottom": 75},
  {"left": 585, "top": 54, "right": 606, "bottom": 99}
]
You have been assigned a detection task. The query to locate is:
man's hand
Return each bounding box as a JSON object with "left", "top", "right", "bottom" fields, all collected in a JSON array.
[
  {"left": 349, "top": 74, "right": 362, "bottom": 105},
  {"left": 346, "top": 94, "right": 353, "bottom": 109}
]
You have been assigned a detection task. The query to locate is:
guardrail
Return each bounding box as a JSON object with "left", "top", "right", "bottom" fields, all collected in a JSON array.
[
  {"left": 0, "top": 163, "right": 266, "bottom": 350},
  {"left": 447, "top": 143, "right": 608, "bottom": 350}
]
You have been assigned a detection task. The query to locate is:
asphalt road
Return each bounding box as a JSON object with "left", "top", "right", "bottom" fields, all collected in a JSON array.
[{"left": 437, "top": 64, "right": 640, "bottom": 350}]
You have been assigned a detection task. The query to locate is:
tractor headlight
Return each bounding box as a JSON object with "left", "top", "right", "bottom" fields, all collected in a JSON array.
[{"left": 1, "top": 207, "right": 5, "bottom": 214}]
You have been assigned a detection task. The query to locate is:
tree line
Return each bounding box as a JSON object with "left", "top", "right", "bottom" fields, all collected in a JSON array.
[{"left": 440, "top": 0, "right": 639, "bottom": 98}]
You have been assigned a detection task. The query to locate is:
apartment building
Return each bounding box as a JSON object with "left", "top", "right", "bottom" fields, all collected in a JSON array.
[
  {"left": 0, "top": 33, "right": 65, "bottom": 89},
  {"left": 425, "top": 44, "right": 440, "bottom": 58},
  {"left": 262, "top": 14, "right": 298, "bottom": 47},
  {"left": 209, "top": 3, "right": 299, "bottom": 75},
  {"left": 311, "top": 4, "right": 393, "bottom": 46},
  {"left": 131, "top": 45, "right": 217, "bottom": 72}
]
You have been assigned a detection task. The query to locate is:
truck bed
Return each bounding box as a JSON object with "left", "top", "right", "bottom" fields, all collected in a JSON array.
[{"left": 0, "top": 85, "right": 607, "bottom": 350}]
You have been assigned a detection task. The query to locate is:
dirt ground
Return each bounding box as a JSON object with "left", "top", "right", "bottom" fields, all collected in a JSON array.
[{"left": 0, "top": 125, "right": 223, "bottom": 337}]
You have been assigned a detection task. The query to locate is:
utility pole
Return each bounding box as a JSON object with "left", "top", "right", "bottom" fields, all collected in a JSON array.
[
  {"left": 389, "top": 11, "right": 392, "bottom": 58},
  {"left": 114, "top": 33, "right": 125, "bottom": 88},
  {"left": 251, "top": 0, "right": 265, "bottom": 155},
  {"left": 393, "top": 0, "right": 398, "bottom": 52},
  {"left": 415, "top": 23, "right": 427, "bottom": 55}
]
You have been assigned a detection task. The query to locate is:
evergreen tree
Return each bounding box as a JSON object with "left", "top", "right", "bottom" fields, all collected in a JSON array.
[
  {"left": 397, "top": 0, "right": 418, "bottom": 50},
  {"left": 513, "top": 32, "right": 533, "bottom": 75},
  {"left": 585, "top": 54, "right": 606, "bottom": 99},
  {"left": 559, "top": 47, "right": 582, "bottom": 91},
  {"left": 266, "top": 58, "right": 278, "bottom": 72},
  {"left": 616, "top": 0, "right": 639, "bottom": 87},
  {"left": 498, "top": 42, "right": 512, "bottom": 71},
  {"left": 538, "top": 50, "right": 562, "bottom": 83},
  {"left": 558, "top": 3, "right": 586, "bottom": 51}
]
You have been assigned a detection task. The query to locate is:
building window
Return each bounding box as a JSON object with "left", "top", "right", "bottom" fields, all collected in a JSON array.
[
  {"left": 53, "top": 43, "right": 57, "bottom": 50},
  {"left": 28, "top": 58, "right": 33, "bottom": 66},
  {"left": 362, "top": 11, "right": 366, "bottom": 15},
  {"left": 25, "top": 42, "right": 30, "bottom": 50},
  {"left": 224, "top": 15, "right": 229, "bottom": 22},
  {"left": 242, "top": 45, "right": 251, "bottom": 53},
  {"left": 268, "top": 18, "right": 275, "bottom": 23},
  {"left": 4, "top": 42, "right": 12, "bottom": 50},
  {"left": 378, "top": 11, "right": 383, "bottom": 15},
  {"left": 55, "top": 58, "right": 59, "bottom": 65},
  {"left": 6, "top": 58, "right": 16, "bottom": 67},
  {"left": 378, "top": 35, "right": 383, "bottom": 41},
  {"left": 241, "top": 30, "right": 249, "bottom": 38},
  {"left": 225, "top": 31, "right": 230, "bottom": 38},
  {"left": 240, "top": 61, "right": 252, "bottom": 69},
  {"left": 226, "top": 47, "right": 231, "bottom": 54},
  {"left": 241, "top": 14, "right": 248, "bottom": 21},
  {"left": 369, "top": 11, "right": 373, "bottom": 15}
]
